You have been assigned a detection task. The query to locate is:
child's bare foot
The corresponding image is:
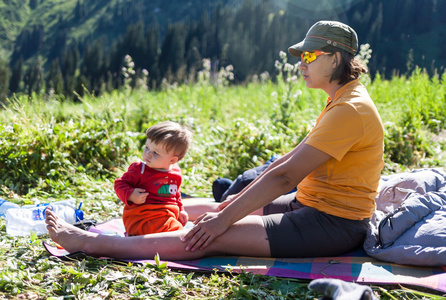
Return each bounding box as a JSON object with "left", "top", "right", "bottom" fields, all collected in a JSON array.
[{"left": 45, "top": 208, "right": 98, "bottom": 254}]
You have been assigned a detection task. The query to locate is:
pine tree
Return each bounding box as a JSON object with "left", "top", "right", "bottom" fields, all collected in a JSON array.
[
  {"left": 23, "top": 57, "right": 44, "bottom": 96},
  {"left": 159, "top": 24, "right": 186, "bottom": 82},
  {"left": 143, "top": 26, "right": 160, "bottom": 83},
  {"left": 46, "top": 58, "right": 65, "bottom": 95},
  {"left": 11, "top": 25, "right": 45, "bottom": 62},
  {"left": 74, "top": 0, "right": 86, "bottom": 20},
  {"left": 30, "top": 25, "right": 44, "bottom": 56},
  {"left": 29, "top": 0, "right": 38, "bottom": 9},
  {"left": 208, "top": 3, "right": 226, "bottom": 61},
  {"left": 439, "top": 0, "right": 446, "bottom": 24},
  {"left": 414, "top": 0, "right": 434, "bottom": 33},
  {"left": 80, "top": 39, "right": 105, "bottom": 93},
  {"left": 0, "top": 59, "right": 11, "bottom": 101},
  {"left": 185, "top": 35, "right": 201, "bottom": 77},
  {"left": 48, "top": 30, "right": 68, "bottom": 61},
  {"left": 122, "top": 22, "right": 145, "bottom": 66},
  {"left": 109, "top": 40, "right": 125, "bottom": 86},
  {"left": 9, "top": 57, "right": 23, "bottom": 94},
  {"left": 61, "top": 46, "right": 79, "bottom": 96}
]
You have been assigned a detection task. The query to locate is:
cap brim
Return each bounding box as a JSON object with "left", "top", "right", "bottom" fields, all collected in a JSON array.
[{"left": 288, "top": 38, "right": 330, "bottom": 57}]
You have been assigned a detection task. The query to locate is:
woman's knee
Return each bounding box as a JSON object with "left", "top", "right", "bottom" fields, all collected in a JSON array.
[{"left": 207, "top": 216, "right": 270, "bottom": 257}]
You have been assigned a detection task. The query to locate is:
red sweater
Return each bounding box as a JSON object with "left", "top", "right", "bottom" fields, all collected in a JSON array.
[{"left": 114, "top": 162, "right": 184, "bottom": 210}]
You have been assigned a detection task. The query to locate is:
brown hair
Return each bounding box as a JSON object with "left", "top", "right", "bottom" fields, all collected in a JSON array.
[
  {"left": 146, "top": 121, "right": 193, "bottom": 160},
  {"left": 322, "top": 45, "right": 367, "bottom": 85}
]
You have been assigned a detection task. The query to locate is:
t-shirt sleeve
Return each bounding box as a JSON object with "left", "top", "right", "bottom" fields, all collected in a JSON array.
[
  {"left": 305, "top": 104, "right": 363, "bottom": 161},
  {"left": 114, "top": 163, "right": 140, "bottom": 205}
]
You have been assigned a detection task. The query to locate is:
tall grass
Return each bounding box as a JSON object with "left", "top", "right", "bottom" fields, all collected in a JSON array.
[
  {"left": 372, "top": 70, "right": 446, "bottom": 169},
  {"left": 1, "top": 64, "right": 446, "bottom": 198}
]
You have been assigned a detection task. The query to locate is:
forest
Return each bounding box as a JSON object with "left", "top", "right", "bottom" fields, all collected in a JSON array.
[{"left": 0, "top": 0, "right": 445, "bottom": 100}]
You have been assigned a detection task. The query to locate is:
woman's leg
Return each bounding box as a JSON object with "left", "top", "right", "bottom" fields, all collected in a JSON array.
[{"left": 45, "top": 209, "right": 270, "bottom": 260}]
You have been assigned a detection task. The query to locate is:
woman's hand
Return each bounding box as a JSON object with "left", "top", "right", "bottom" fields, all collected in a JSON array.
[
  {"left": 218, "top": 194, "right": 236, "bottom": 211},
  {"left": 181, "top": 212, "right": 230, "bottom": 252}
]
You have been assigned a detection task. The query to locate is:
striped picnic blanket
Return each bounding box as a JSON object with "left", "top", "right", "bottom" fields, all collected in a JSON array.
[{"left": 43, "top": 218, "right": 446, "bottom": 293}]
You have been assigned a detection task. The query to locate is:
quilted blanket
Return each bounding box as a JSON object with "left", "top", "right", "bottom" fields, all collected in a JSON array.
[{"left": 364, "top": 168, "right": 446, "bottom": 266}]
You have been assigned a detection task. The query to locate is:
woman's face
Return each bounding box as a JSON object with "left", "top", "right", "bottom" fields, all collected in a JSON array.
[{"left": 299, "top": 52, "right": 338, "bottom": 90}]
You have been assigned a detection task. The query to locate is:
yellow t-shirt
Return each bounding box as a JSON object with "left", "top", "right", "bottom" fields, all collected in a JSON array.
[{"left": 297, "top": 80, "right": 384, "bottom": 220}]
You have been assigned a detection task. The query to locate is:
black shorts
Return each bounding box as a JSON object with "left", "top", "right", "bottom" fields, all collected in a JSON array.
[{"left": 262, "top": 193, "right": 370, "bottom": 258}]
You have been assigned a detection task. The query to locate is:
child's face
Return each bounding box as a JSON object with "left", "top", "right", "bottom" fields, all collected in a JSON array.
[{"left": 142, "top": 139, "right": 178, "bottom": 171}]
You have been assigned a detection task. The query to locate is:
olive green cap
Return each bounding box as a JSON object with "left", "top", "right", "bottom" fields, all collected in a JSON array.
[{"left": 288, "top": 20, "right": 358, "bottom": 57}]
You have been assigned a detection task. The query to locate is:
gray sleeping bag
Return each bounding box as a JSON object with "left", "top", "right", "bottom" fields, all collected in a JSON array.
[{"left": 364, "top": 168, "right": 446, "bottom": 266}]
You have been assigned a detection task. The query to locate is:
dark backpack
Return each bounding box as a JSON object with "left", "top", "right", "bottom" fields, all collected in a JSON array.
[{"left": 212, "top": 155, "right": 280, "bottom": 202}]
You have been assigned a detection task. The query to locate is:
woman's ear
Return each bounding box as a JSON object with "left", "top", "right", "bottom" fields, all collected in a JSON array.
[{"left": 333, "top": 52, "right": 341, "bottom": 68}]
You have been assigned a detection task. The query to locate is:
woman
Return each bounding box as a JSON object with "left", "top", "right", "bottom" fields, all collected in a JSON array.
[{"left": 45, "top": 20, "right": 384, "bottom": 260}]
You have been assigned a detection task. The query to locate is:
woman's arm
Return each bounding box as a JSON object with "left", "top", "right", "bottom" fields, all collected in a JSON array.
[
  {"left": 183, "top": 143, "right": 332, "bottom": 251},
  {"left": 218, "top": 137, "right": 308, "bottom": 210}
]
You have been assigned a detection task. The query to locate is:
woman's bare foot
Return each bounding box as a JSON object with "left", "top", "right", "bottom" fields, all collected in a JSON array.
[{"left": 45, "top": 208, "right": 98, "bottom": 254}]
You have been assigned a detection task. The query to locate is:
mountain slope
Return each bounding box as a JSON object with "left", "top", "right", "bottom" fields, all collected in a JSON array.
[
  {"left": 0, "top": 0, "right": 31, "bottom": 57},
  {"left": 1, "top": 0, "right": 281, "bottom": 62}
]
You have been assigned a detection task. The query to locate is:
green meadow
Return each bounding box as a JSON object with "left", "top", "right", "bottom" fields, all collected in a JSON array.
[{"left": 1, "top": 56, "right": 446, "bottom": 299}]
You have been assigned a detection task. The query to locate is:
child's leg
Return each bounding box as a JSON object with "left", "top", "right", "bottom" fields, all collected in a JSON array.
[
  {"left": 183, "top": 197, "right": 264, "bottom": 219},
  {"left": 182, "top": 198, "right": 220, "bottom": 220}
]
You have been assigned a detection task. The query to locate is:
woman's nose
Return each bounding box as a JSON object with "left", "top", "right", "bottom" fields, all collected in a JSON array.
[{"left": 298, "top": 61, "right": 306, "bottom": 70}]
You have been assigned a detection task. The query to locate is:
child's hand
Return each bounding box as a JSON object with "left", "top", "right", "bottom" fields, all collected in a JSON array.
[
  {"left": 179, "top": 210, "right": 189, "bottom": 226},
  {"left": 128, "top": 188, "right": 149, "bottom": 205}
]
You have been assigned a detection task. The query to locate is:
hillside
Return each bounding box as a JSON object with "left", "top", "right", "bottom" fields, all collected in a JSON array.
[
  {"left": 0, "top": 0, "right": 30, "bottom": 57},
  {"left": 0, "top": 0, "right": 220, "bottom": 59},
  {"left": 0, "top": 0, "right": 287, "bottom": 61}
]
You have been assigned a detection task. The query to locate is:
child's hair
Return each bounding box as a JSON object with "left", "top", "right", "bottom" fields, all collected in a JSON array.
[{"left": 146, "top": 121, "right": 193, "bottom": 160}]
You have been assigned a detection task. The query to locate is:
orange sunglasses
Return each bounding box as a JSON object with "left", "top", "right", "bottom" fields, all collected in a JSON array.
[{"left": 301, "top": 51, "right": 332, "bottom": 64}]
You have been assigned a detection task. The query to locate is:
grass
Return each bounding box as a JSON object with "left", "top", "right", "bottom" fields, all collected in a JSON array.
[{"left": 1, "top": 59, "right": 446, "bottom": 298}]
